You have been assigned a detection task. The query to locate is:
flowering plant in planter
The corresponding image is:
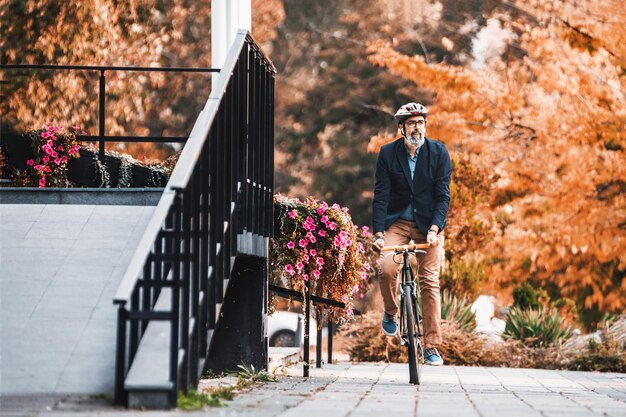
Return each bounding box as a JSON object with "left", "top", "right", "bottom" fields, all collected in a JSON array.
[
  {"left": 25, "top": 124, "right": 81, "bottom": 188},
  {"left": 270, "top": 194, "right": 372, "bottom": 322}
]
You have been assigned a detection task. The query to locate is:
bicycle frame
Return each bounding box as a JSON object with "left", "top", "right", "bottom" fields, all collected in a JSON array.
[{"left": 383, "top": 243, "right": 427, "bottom": 384}]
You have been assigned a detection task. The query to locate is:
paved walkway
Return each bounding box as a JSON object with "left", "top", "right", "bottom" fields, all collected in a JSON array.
[
  {"left": 0, "top": 204, "right": 155, "bottom": 395},
  {"left": 3, "top": 363, "right": 624, "bottom": 416}
]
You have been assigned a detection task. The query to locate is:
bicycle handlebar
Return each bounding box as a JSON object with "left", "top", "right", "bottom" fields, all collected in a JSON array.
[{"left": 381, "top": 243, "right": 430, "bottom": 252}]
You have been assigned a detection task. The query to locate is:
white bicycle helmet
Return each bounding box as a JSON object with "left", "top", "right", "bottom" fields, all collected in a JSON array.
[{"left": 394, "top": 102, "right": 428, "bottom": 124}]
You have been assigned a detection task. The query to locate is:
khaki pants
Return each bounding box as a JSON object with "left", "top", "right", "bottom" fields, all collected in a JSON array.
[{"left": 379, "top": 219, "right": 443, "bottom": 347}]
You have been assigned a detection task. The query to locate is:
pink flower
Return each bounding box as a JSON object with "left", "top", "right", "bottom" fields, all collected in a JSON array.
[
  {"left": 60, "top": 156, "right": 68, "bottom": 163},
  {"left": 341, "top": 295, "right": 349, "bottom": 303},
  {"left": 47, "top": 125, "right": 55, "bottom": 131},
  {"left": 332, "top": 203, "right": 341, "bottom": 210},
  {"left": 286, "top": 241, "right": 295, "bottom": 250},
  {"left": 50, "top": 135, "right": 57, "bottom": 141},
  {"left": 309, "top": 235, "right": 317, "bottom": 243},
  {"left": 342, "top": 207, "right": 349, "bottom": 212},
  {"left": 363, "top": 262, "right": 371, "bottom": 271},
  {"left": 58, "top": 145, "right": 64, "bottom": 151},
  {"left": 41, "top": 131, "right": 51, "bottom": 138},
  {"left": 327, "top": 222, "right": 337, "bottom": 231},
  {"left": 352, "top": 284, "right": 359, "bottom": 294},
  {"left": 34, "top": 164, "right": 42, "bottom": 170},
  {"left": 309, "top": 249, "right": 317, "bottom": 256},
  {"left": 284, "top": 264, "right": 296, "bottom": 276},
  {"left": 81, "top": 130, "right": 87, "bottom": 135},
  {"left": 346, "top": 309, "right": 354, "bottom": 317},
  {"left": 298, "top": 238, "right": 309, "bottom": 248},
  {"left": 296, "top": 262, "right": 304, "bottom": 271},
  {"left": 316, "top": 257, "right": 324, "bottom": 266},
  {"left": 303, "top": 274, "right": 309, "bottom": 282},
  {"left": 361, "top": 271, "right": 368, "bottom": 280},
  {"left": 317, "top": 202, "right": 328, "bottom": 215},
  {"left": 38, "top": 177, "right": 46, "bottom": 188},
  {"left": 50, "top": 151, "right": 58, "bottom": 158},
  {"left": 26, "top": 159, "right": 34, "bottom": 166},
  {"left": 42, "top": 156, "right": 50, "bottom": 163},
  {"left": 44, "top": 166, "right": 51, "bottom": 173},
  {"left": 72, "top": 125, "right": 80, "bottom": 130},
  {"left": 288, "top": 210, "right": 297, "bottom": 219},
  {"left": 318, "top": 230, "right": 327, "bottom": 237},
  {"left": 361, "top": 225, "right": 372, "bottom": 237},
  {"left": 321, "top": 215, "right": 329, "bottom": 223},
  {"left": 312, "top": 270, "right": 321, "bottom": 280},
  {"left": 54, "top": 158, "right": 61, "bottom": 165},
  {"left": 303, "top": 254, "right": 309, "bottom": 262}
]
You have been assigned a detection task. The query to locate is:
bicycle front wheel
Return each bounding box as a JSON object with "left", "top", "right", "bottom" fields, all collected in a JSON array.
[{"left": 403, "top": 284, "right": 420, "bottom": 384}]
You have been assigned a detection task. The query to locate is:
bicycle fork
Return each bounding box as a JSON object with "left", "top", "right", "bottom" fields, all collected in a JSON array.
[{"left": 399, "top": 255, "right": 421, "bottom": 346}]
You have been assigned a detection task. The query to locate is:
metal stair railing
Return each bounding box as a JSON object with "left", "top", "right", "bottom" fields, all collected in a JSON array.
[{"left": 112, "top": 30, "right": 275, "bottom": 407}]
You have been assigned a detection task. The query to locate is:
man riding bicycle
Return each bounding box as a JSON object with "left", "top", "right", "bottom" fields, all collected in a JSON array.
[{"left": 372, "top": 102, "right": 452, "bottom": 366}]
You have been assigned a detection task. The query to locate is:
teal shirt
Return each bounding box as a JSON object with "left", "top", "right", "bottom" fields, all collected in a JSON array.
[{"left": 400, "top": 142, "right": 420, "bottom": 220}]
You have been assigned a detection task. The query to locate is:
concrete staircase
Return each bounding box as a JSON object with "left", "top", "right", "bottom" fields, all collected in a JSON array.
[{"left": 0, "top": 192, "right": 160, "bottom": 396}]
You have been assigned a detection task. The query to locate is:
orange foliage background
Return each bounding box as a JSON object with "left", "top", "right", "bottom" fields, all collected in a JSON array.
[{"left": 367, "top": 0, "right": 625, "bottom": 324}]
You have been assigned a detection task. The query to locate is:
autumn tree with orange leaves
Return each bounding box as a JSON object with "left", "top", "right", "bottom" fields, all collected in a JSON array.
[
  {"left": 367, "top": 0, "right": 625, "bottom": 328},
  {"left": 0, "top": 0, "right": 284, "bottom": 159}
]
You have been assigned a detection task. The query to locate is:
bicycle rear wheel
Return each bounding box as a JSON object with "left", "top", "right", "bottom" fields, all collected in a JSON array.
[{"left": 403, "top": 284, "right": 420, "bottom": 384}]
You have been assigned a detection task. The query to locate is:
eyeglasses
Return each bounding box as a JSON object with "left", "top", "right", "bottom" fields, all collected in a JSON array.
[{"left": 405, "top": 120, "right": 426, "bottom": 128}]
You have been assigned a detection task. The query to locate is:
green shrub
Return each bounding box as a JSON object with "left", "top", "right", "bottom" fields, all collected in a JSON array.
[
  {"left": 512, "top": 283, "right": 543, "bottom": 310},
  {"left": 440, "top": 259, "right": 484, "bottom": 301},
  {"left": 441, "top": 291, "right": 477, "bottom": 332},
  {"left": 504, "top": 307, "right": 574, "bottom": 347}
]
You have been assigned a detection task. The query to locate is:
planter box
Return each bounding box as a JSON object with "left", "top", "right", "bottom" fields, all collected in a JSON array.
[
  {"left": 67, "top": 149, "right": 122, "bottom": 188},
  {"left": 131, "top": 165, "right": 167, "bottom": 188},
  {"left": 1, "top": 134, "right": 34, "bottom": 170}
]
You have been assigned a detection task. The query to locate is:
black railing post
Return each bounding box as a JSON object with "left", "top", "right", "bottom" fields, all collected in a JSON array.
[
  {"left": 181, "top": 187, "right": 191, "bottom": 390},
  {"left": 303, "top": 278, "right": 311, "bottom": 377},
  {"left": 316, "top": 317, "right": 322, "bottom": 368},
  {"left": 327, "top": 318, "right": 333, "bottom": 364},
  {"left": 199, "top": 143, "right": 210, "bottom": 352},
  {"left": 114, "top": 305, "right": 127, "bottom": 406},
  {"left": 170, "top": 193, "right": 182, "bottom": 401},
  {"left": 98, "top": 70, "right": 106, "bottom": 159}
]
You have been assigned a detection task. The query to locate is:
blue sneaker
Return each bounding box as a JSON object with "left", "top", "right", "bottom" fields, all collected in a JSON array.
[
  {"left": 424, "top": 347, "right": 444, "bottom": 366},
  {"left": 381, "top": 313, "right": 397, "bottom": 336}
]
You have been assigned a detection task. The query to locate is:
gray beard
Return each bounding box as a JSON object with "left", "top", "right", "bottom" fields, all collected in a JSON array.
[{"left": 406, "top": 134, "right": 424, "bottom": 148}]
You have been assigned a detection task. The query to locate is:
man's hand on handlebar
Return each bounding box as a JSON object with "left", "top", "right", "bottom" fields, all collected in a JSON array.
[
  {"left": 426, "top": 230, "right": 439, "bottom": 247},
  {"left": 373, "top": 235, "right": 385, "bottom": 252}
]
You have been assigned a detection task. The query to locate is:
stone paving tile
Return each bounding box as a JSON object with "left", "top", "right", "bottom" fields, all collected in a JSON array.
[{"left": 1, "top": 363, "right": 624, "bottom": 417}]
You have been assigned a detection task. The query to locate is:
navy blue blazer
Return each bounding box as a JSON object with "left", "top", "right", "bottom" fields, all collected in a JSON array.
[{"left": 372, "top": 137, "right": 452, "bottom": 235}]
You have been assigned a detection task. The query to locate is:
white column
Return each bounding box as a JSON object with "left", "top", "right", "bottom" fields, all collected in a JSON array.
[
  {"left": 226, "top": 0, "right": 238, "bottom": 48},
  {"left": 211, "top": 0, "right": 227, "bottom": 86},
  {"left": 238, "top": 0, "right": 251, "bottom": 32}
]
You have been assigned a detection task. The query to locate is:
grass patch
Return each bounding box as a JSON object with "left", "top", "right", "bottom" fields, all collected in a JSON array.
[
  {"left": 228, "top": 363, "right": 277, "bottom": 383},
  {"left": 178, "top": 389, "right": 222, "bottom": 410},
  {"left": 180, "top": 363, "right": 279, "bottom": 409}
]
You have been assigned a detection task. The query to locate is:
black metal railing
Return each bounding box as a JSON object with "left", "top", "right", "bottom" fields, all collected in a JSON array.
[
  {"left": 0, "top": 64, "right": 218, "bottom": 157},
  {"left": 112, "top": 31, "right": 275, "bottom": 407},
  {"left": 269, "top": 284, "right": 361, "bottom": 376}
]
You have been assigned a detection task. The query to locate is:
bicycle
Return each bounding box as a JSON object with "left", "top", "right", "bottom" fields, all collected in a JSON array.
[{"left": 381, "top": 242, "right": 429, "bottom": 384}]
